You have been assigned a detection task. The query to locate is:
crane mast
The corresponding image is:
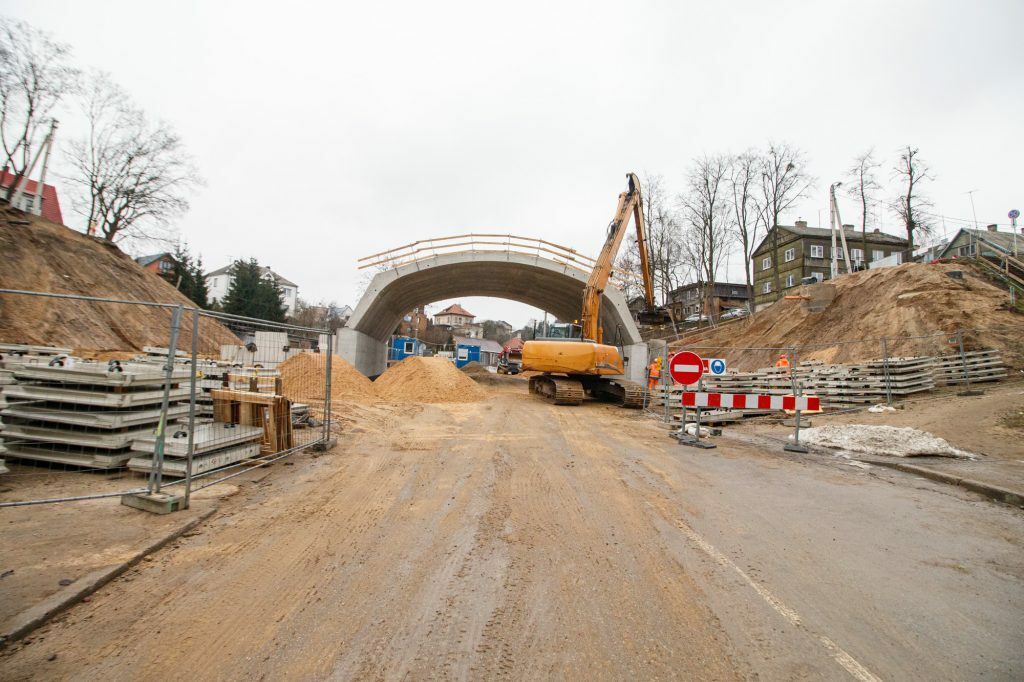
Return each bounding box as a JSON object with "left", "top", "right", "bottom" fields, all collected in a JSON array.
[{"left": 580, "top": 173, "right": 655, "bottom": 343}]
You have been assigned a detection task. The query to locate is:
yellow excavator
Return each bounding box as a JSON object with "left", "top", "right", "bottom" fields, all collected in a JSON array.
[{"left": 521, "top": 173, "right": 658, "bottom": 407}]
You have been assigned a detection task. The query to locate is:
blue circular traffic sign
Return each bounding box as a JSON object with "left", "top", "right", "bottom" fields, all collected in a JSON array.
[{"left": 710, "top": 359, "right": 726, "bottom": 375}]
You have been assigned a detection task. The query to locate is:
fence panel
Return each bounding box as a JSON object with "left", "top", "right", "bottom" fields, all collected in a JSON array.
[{"left": 0, "top": 290, "right": 333, "bottom": 509}]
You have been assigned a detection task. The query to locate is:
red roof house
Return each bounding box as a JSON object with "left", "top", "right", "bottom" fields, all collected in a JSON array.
[{"left": 0, "top": 167, "right": 65, "bottom": 225}]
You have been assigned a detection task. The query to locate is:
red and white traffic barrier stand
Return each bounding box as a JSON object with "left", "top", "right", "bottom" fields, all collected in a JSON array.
[
  {"left": 668, "top": 351, "right": 820, "bottom": 452},
  {"left": 681, "top": 392, "right": 820, "bottom": 411}
]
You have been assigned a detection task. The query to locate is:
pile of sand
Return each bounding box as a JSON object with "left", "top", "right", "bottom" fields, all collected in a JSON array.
[
  {"left": 279, "top": 353, "right": 377, "bottom": 403},
  {"left": 672, "top": 262, "right": 1023, "bottom": 370},
  {"left": 374, "top": 356, "right": 485, "bottom": 403}
]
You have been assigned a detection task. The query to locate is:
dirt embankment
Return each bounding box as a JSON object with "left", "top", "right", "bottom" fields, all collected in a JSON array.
[
  {"left": 0, "top": 207, "right": 237, "bottom": 353},
  {"left": 279, "top": 353, "right": 377, "bottom": 403},
  {"left": 279, "top": 354, "right": 487, "bottom": 405},
  {"left": 675, "top": 263, "right": 1023, "bottom": 370},
  {"left": 374, "top": 356, "right": 485, "bottom": 403}
]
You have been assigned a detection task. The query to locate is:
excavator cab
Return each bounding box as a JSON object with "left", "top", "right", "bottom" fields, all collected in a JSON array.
[{"left": 542, "top": 322, "right": 584, "bottom": 341}]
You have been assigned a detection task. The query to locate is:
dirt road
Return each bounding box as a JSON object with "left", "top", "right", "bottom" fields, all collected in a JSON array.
[{"left": 2, "top": 385, "right": 1021, "bottom": 680}]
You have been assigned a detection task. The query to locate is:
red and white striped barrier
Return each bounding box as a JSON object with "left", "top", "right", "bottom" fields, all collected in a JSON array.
[{"left": 682, "top": 392, "right": 821, "bottom": 411}]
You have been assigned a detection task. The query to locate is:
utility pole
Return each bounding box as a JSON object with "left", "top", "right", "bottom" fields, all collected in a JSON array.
[
  {"left": 829, "top": 182, "right": 853, "bottom": 275},
  {"left": 10, "top": 119, "right": 59, "bottom": 214}
]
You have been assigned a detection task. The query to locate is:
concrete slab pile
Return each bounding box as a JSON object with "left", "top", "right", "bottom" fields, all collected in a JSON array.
[
  {"left": 0, "top": 363, "right": 190, "bottom": 469},
  {"left": 128, "top": 422, "right": 263, "bottom": 477}
]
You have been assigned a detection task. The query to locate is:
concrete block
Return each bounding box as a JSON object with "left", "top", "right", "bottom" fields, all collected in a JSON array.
[{"left": 120, "top": 492, "right": 186, "bottom": 515}]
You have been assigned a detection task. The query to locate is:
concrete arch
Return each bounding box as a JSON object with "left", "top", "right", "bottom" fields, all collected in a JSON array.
[{"left": 339, "top": 251, "right": 646, "bottom": 380}]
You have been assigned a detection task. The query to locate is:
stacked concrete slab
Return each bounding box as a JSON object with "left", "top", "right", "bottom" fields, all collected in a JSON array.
[
  {"left": 127, "top": 421, "right": 263, "bottom": 477},
  {"left": 0, "top": 363, "right": 190, "bottom": 469}
]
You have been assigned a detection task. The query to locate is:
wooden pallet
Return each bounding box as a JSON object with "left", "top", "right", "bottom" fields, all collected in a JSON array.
[{"left": 211, "top": 389, "right": 293, "bottom": 454}]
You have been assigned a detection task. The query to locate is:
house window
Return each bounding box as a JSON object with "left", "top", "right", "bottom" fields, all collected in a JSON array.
[
  {"left": 784, "top": 248, "right": 795, "bottom": 263},
  {"left": 762, "top": 256, "right": 771, "bottom": 270},
  {"left": 159, "top": 260, "right": 172, "bottom": 272},
  {"left": 762, "top": 281, "right": 772, "bottom": 294},
  {"left": 404, "top": 341, "right": 414, "bottom": 354},
  {"left": 812, "top": 271, "right": 824, "bottom": 282},
  {"left": 810, "top": 244, "right": 824, "bottom": 258},
  {"left": 957, "top": 245, "right": 975, "bottom": 257},
  {"left": 785, "top": 274, "right": 795, "bottom": 288},
  {"left": 832, "top": 247, "right": 844, "bottom": 260},
  {"left": 851, "top": 248, "right": 864, "bottom": 263},
  {"left": 872, "top": 250, "right": 884, "bottom": 262}
]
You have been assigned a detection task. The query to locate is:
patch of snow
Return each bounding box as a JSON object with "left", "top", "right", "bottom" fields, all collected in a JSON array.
[
  {"left": 800, "top": 424, "right": 976, "bottom": 459},
  {"left": 867, "top": 404, "right": 896, "bottom": 413},
  {"left": 683, "top": 424, "right": 711, "bottom": 437}
]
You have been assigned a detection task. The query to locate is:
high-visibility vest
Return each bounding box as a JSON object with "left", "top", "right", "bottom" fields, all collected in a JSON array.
[
  {"left": 649, "top": 364, "right": 661, "bottom": 377},
  {"left": 776, "top": 357, "right": 790, "bottom": 368}
]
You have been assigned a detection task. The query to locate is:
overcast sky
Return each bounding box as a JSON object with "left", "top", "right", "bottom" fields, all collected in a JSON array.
[{"left": 6, "top": 0, "right": 1022, "bottom": 327}]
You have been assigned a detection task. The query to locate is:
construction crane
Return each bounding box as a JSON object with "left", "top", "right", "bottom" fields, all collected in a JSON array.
[{"left": 520, "top": 173, "right": 658, "bottom": 407}]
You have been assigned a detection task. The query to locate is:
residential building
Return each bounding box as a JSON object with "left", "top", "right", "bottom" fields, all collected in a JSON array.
[
  {"left": 396, "top": 306, "right": 429, "bottom": 338},
  {"left": 494, "top": 320, "right": 514, "bottom": 337},
  {"left": 135, "top": 253, "right": 177, "bottom": 276},
  {"left": 751, "top": 221, "right": 908, "bottom": 306},
  {"left": 205, "top": 264, "right": 299, "bottom": 314},
  {"left": 666, "top": 282, "right": 749, "bottom": 320},
  {"left": 939, "top": 225, "right": 1022, "bottom": 261},
  {"left": 433, "top": 303, "right": 483, "bottom": 338},
  {"left": 1, "top": 167, "right": 64, "bottom": 225}
]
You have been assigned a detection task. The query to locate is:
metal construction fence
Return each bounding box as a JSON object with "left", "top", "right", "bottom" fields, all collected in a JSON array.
[
  {"left": 643, "top": 325, "right": 1018, "bottom": 427},
  {"left": 0, "top": 289, "right": 334, "bottom": 509}
]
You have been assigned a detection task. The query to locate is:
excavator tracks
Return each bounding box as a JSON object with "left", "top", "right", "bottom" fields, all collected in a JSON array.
[
  {"left": 616, "top": 380, "right": 646, "bottom": 408},
  {"left": 529, "top": 374, "right": 585, "bottom": 406}
]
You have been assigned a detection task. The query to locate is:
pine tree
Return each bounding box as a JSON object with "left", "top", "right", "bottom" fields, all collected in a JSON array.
[
  {"left": 167, "top": 242, "right": 209, "bottom": 309},
  {"left": 222, "top": 259, "right": 287, "bottom": 322}
]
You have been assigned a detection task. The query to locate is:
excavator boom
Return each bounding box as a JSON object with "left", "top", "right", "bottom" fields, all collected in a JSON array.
[{"left": 580, "top": 173, "right": 656, "bottom": 343}]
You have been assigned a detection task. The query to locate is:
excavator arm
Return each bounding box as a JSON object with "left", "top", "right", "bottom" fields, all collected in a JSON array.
[{"left": 580, "top": 173, "right": 656, "bottom": 343}]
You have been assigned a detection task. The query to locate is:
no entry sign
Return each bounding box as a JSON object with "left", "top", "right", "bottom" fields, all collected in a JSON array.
[{"left": 669, "top": 351, "right": 704, "bottom": 385}]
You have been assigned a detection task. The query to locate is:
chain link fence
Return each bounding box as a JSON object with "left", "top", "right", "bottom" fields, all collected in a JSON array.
[{"left": 0, "top": 290, "right": 334, "bottom": 509}]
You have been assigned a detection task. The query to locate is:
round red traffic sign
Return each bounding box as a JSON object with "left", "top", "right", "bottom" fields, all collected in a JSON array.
[{"left": 669, "top": 351, "right": 704, "bottom": 385}]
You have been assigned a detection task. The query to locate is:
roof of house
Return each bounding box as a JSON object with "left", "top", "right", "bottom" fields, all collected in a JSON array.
[
  {"left": 754, "top": 223, "right": 908, "bottom": 255},
  {"left": 453, "top": 336, "right": 503, "bottom": 353},
  {"left": 205, "top": 263, "right": 298, "bottom": 287},
  {"left": 436, "top": 303, "right": 475, "bottom": 318},
  {"left": 940, "top": 228, "right": 1019, "bottom": 257},
  {"left": 1, "top": 167, "right": 64, "bottom": 225},
  {"left": 135, "top": 253, "right": 174, "bottom": 267},
  {"left": 504, "top": 337, "right": 525, "bottom": 352}
]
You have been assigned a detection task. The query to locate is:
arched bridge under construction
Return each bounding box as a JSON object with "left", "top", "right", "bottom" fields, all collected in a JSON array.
[{"left": 339, "top": 235, "right": 648, "bottom": 381}]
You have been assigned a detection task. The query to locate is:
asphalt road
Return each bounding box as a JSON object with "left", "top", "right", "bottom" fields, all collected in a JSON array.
[{"left": 1, "top": 385, "right": 1021, "bottom": 680}]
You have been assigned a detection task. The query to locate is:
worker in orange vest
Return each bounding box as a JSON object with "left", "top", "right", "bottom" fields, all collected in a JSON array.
[
  {"left": 647, "top": 357, "right": 662, "bottom": 390},
  {"left": 775, "top": 353, "right": 790, "bottom": 369}
]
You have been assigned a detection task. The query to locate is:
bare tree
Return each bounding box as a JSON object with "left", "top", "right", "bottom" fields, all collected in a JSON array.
[
  {"left": 753, "top": 142, "right": 814, "bottom": 301},
  {"left": 728, "top": 151, "right": 758, "bottom": 311},
  {"left": 64, "top": 72, "right": 201, "bottom": 245},
  {"left": 845, "top": 149, "right": 881, "bottom": 260},
  {"left": 680, "top": 155, "right": 733, "bottom": 321},
  {"left": 892, "top": 146, "right": 932, "bottom": 260},
  {"left": 615, "top": 173, "right": 686, "bottom": 305},
  {"left": 0, "top": 18, "right": 78, "bottom": 201}
]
